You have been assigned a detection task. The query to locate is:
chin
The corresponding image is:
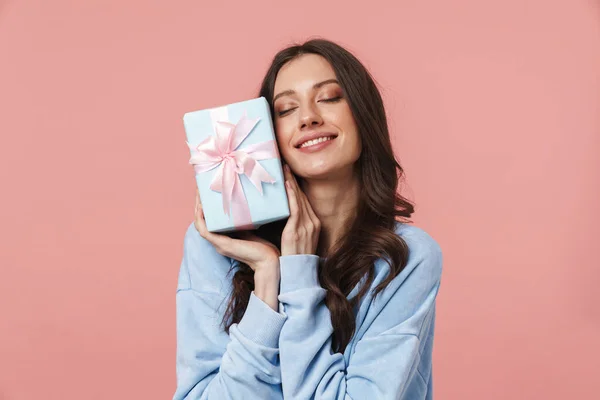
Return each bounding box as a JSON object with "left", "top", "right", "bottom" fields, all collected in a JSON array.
[{"left": 293, "top": 161, "right": 354, "bottom": 181}]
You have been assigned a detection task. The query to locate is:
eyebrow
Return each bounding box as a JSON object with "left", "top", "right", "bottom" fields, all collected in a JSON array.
[{"left": 272, "top": 79, "right": 340, "bottom": 103}]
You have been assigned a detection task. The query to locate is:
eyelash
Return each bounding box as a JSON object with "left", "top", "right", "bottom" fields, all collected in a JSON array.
[{"left": 277, "top": 96, "right": 343, "bottom": 117}]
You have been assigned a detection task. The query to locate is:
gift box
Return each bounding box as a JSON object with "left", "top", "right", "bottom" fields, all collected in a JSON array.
[{"left": 183, "top": 97, "right": 290, "bottom": 233}]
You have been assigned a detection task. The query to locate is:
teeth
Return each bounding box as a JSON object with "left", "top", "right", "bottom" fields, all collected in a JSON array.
[{"left": 300, "top": 136, "right": 334, "bottom": 148}]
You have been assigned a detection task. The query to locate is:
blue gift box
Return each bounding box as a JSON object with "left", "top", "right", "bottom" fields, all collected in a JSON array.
[{"left": 183, "top": 97, "right": 290, "bottom": 233}]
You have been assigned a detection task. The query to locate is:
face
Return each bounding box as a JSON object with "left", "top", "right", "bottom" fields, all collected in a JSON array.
[{"left": 272, "top": 54, "right": 362, "bottom": 180}]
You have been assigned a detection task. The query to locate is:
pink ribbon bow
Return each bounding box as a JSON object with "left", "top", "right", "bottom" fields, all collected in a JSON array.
[{"left": 187, "top": 113, "right": 279, "bottom": 229}]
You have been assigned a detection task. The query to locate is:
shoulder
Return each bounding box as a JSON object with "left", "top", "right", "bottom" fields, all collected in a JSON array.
[
  {"left": 178, "top": 221, "right": 235, "bottom": 294},
  {"left": 392, "top": 222, "right": 443, "bottom": 285},
  {"left": 355, "top": 223, "right": 443, "bottom": 338}
]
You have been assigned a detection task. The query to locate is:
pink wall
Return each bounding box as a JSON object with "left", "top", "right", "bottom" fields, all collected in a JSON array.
[{"left": 1, "top": 0, "right": 598, "bottom": 398}]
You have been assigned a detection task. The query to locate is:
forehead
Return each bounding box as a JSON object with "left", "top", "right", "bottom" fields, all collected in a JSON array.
[{"left": 273, "top": 54, "right": 337, "bottom": 94}]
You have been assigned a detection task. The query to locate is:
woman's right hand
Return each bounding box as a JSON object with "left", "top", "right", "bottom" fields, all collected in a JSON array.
[{"left": 194, "top": 190, "right": 281, "bottom": 276}]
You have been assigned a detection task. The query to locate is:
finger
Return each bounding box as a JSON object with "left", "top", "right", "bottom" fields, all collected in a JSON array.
[
  {"left": 284, "top": 164, "right": 302, "bottom": 194},
  {"left": 285, "top": 164, "right": 301, "bottom": 193},
  {"left": 287, "top": 166, "right": 310, "bottom": 215},
  {"left": 296, "top": 189, "right": 312, "bottom": 225},
  {"left": 197, "top": 188, "right": 203, "bottom": 205},
  {"left": 285, "top": 180, "right": 300, "bottom": 227},
  {"left": 285, "top": 165, "right": 316, "bottom": 227},
  {"left": 284, "top": 165, "right": 305, "bottom": 216},
  {"left": 194, "top": 202, "right": 207, "bottom": 235},
  {"left": 304, "top": 196, "right": 320, "bottom": 228},
  {"left": 195, "top": 203, "right": 233, "bottom": 250}
]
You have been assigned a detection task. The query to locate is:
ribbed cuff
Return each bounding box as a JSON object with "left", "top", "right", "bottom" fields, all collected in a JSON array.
[
  {"left": 236, "top": 291, "right": 287, "bottom": 348},
  {"left": 279, "top": 254, "right": 321, "bottom": 294}
]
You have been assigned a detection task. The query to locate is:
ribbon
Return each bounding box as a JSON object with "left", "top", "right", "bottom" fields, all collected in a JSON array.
[{"left": 187, "top": 112, "right": 279, "bottom": 229}]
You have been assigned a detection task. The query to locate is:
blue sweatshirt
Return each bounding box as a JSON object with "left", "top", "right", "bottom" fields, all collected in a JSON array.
[{"left": 174, "top": 221, "right": 443, "bottom": 400}]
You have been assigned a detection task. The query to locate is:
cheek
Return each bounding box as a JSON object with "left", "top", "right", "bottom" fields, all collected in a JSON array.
[
  {"left": 337, "top": 110, "right": 360, "bottom": 149},
  {"left": 348, "top": 132, "right": 362, "bottom": 160},
  {"left": 346, "top": 128, "right": 362, "bottom": 160},
  {"left": 274, "top": 122, "right": 295, "bottom": 159},
  {"left": 275, "top": 118, "right": 293, "bottom": 141},
  {"left": 274, "top": 122, "right": 286, "bottom": 144},
  {"left": 329, "top": 105, "right": 356, "bottom": 131}
]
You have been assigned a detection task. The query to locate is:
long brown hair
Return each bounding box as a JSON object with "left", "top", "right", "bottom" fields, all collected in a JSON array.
[{"left": 221, "top": 39, "right": 414, "bottom": 354}]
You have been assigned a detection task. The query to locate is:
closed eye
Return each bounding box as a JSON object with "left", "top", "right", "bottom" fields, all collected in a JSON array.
[
  {"left": 277, "top": 96, "right": 342, "bottom": 117},
  {"left": 278, "top": 107, "right": 297, "bottom": 117},
  {"left": 320, "top": 96, "right": 342, "bottom": 103}
]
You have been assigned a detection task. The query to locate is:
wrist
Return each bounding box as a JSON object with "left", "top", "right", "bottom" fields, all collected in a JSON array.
[
  {"left": 252, "top": 257, "right": 281, "bottom": 277},
  {"left": 253, "top": 262, "right": 281, "bottom": 312},
  {"left": 254, "top": 266, "right": 280, "bottom": 283}
]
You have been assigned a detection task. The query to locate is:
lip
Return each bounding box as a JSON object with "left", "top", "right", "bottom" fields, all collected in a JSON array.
[
  {"left": 297, "top": 137, "right": 336, "bottom": 153},
  {"left": 294, "top": 131, "right": 339, "bottom": 148}
]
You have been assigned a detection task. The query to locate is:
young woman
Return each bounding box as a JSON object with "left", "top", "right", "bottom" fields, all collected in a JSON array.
[{"left": 174, "top": 39, "right": 443, "bottom": 400}]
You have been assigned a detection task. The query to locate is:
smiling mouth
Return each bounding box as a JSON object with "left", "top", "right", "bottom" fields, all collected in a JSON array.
[{"left": 297, "top": 135, "right": 337, "bottom": 149}]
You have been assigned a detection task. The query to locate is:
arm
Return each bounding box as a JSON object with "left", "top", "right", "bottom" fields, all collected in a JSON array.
[
  {"left": 277, "top": 242, "right": 443, "bottom": 400},
  {"left": 173, "top": 224, "right": 286, "bottom": 400}
]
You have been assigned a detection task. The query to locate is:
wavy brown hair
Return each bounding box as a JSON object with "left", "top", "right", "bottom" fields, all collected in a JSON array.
[{"left": 220, "top": 39, "right": 415, "bottom": 354}]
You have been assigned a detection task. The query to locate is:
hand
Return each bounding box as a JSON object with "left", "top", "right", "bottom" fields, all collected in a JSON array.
[
  {"left": 281, "top": 164, "right": 321, "bottom": 256},
  {"left": 194, "top": 189, "right": 281, "bottom": 274}
]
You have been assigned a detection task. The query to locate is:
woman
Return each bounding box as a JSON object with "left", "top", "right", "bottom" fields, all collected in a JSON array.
[{"left": 174, "top": 39, "right": 443, "bottom": 400}]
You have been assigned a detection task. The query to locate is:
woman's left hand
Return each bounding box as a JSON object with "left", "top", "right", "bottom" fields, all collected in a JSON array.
[{"left": 281, "top": 164, "right": 321, "bottom": 256}]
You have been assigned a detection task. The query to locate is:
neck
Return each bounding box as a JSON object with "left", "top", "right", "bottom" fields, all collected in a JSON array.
[{"left": 300, "top": 169, "right": 361, "bottom": 257}]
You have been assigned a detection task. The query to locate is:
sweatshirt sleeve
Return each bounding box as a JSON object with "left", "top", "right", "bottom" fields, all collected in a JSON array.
[
  {"left": 277, "top": 242, "right": 442, "bottom": 400},
  {"left": 173, "top": 224, "right": 287, "bottom": 400}
]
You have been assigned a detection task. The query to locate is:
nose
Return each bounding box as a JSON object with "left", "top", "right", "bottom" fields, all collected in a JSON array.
[{"left": 298, "top": 104, "right": 323, "bottom": 130}]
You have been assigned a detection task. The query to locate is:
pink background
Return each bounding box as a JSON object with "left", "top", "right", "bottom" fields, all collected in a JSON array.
[{"left": 1, "top": 0, "right": 598, "bottom": 399}]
